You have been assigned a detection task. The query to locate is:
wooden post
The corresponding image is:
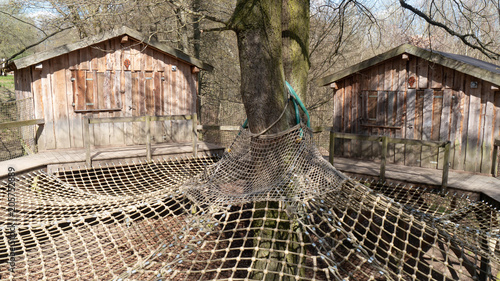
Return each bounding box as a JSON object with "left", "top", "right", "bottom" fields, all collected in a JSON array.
[
  {"left": 192, "top": 113, "right": 198, "bottom": 157},
  {"left": 380, "top": 136, "right": 388, "bottom": 182},
  {"left": 441, "top": 141, "right": 451, "bottom": 193},
  {"left": 84, "top": 116, "right": 91, "bottom": 166},
  {"left": 492, "top": 139, "right": 499, "bottom": 176},
  {"left": 146, "top": 115, "right": 151, "bottom": 162},
  {"left": 329, "top": 131, "right": 335, "bottom": 165}
]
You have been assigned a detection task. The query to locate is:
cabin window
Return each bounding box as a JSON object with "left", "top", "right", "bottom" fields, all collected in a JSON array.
[{"left": 72, "top": 70, "right": 121, "bottom": 112}]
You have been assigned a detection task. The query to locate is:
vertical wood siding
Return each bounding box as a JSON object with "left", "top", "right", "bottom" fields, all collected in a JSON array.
[
  {"left": 332, "top": 56, "right": 500, "bottom": 174},
  {"left": 17, "top": 37, "right": 198, "bottom": 151}
]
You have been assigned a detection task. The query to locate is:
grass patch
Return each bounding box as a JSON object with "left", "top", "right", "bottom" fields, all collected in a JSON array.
[{"left": 0, "top": 75, "right": 15, "bottom": 102}]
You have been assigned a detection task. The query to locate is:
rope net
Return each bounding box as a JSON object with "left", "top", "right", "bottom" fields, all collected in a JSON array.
[{"left": 1, "top": 123, "right": 499, "bottom": 280}]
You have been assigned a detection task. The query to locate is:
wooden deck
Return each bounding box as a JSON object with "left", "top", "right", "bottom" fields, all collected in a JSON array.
[
  {"left": 1, "top": 144, "right": 498, "bottom": 204},
  {"left": 331, "top": 156, "right": 500, "bottom": 203},
  {"left": 0, "top": 142, "right": 224, "bottom": 178}
]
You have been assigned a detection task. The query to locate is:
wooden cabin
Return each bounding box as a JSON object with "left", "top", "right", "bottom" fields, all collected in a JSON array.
[
  {"left": 317, "top": 44, "right": 500, "bottom": 175},
  {"left": 7, "top": 26, "right": 212, "bottom": 151}
]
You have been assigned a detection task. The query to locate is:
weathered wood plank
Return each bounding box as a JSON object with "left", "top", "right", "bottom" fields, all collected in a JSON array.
[
  {"left": 394, "top": 91, "right": 405, "bottom": 164},
  {"left": 421, "top": 89, "right": 434, "bottom": 168},
  {"left": 131, "top": 43, "right": 142, "bottom": 72},
  {"left": 430, "top": 63, "right": 443, "bottom": 89},
  {"left": 369, "top": 66, "right": 378, "bottom": 90},
  {"left": 438, "top": 89, "right": 452, "bottom": 169},
  {"left": 53, "top": 55, "right": 72, "bottom": 149},
  {"left": 384, "top": 59, "right": 393, "bottom": 90},
  {"left": 360, "top": 90, "right": 372, "bottom": 159},
  {"left": 0, "top": 119, "right": 45, "bottom": 129},
  {"left": 125, "top": 71, "right": 135, "bottom": 145},
  {"left": 153, "top": 71, "right": 163, "bottom": 143},
  {"left": 110, "top": 70, "right": 124, "bottom": 145},
  {"left": 397, "top": 57, "right": 406, "bottom": 91},
  {"left": 333, "top": 84, "right": 343, "bottom": 156},
  {"left": 351, "top": 74, "right": 361, "bottom": 158},
  {"left": 405, "top": 89, "right": 418, "bottom": 166},
  {"left": 480, "top": 83, "right": 495, "bottom": 173},
  {"left": 162, "top": 66, "right": 172, "bottom": 141},
  {"left": 343, "top": 77, "right": 352, "bottom": 157},
  {"left": 374, "top": 91, "right": 386, "bottom": 156},
  {"left": 387, "top": 91, "right": 396, "bottom": 162},
  {"left": 41, "top": 61, "right": 56, "bottom": 150},
  {"left": 101, "top": 70, "right": 112, "bottom": 145},
  {"left": 465, "top": 76, "right": 481, "bottom": 172},
  {"left": 79, "top": 47, "right": 89, "bottom": 70},
  {"left": 66, "top": 69, "right": 81, "bottom": 148},
  {"left": 464, "top": 75, "right": 481, "bottom": 172},
  {"left": 68, "top": 50, "right": 78, "bottom": 70},
  {"left": 408, "top": 56, "right": 417, "bottom": 89},
  {"left": 443, "top": 66, "right": 453, "bottom": 89},
  {"left": 417, "top": 58, "right": 429, "bottom": 89},
  {"left": 113, "top": 38, "right": 122, "bottom": 71},
  {"left": 105, "top": 40, "right": 114, "bottom": 71},
  {"left": 139, "top": 71, "right": 147, "bottom": 143},
  {"left": 494, "top": 91, "right": 500, "bottom": 176},
  {"left": 377, "top": 64, "right": 384, "bottom": 91},
  {"left": 145, "top": 47, "right": 154, "bottom": 71},
  {"left": 31, "top": 67, "right": 44, "bottom": 149}
]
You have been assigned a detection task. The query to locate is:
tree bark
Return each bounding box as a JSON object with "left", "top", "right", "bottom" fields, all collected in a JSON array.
[
  {"left": 282, "top": 0, "right": 310, "bottom": 103},
  {"left": 228, "top": 1, "right": 310, "bottom": 280},
  {"left": 230, "top": 0, "right": 290, "bottom": 134}
]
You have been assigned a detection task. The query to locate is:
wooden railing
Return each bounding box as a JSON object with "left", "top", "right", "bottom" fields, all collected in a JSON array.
[
  {"left": 327, "top": 131, "right": 451, "bottom": 192},
  {"left": 84, "top": 114, "right": 197, "bottom": 166},
  {"left": 0, "top": 119, "right": 45, "bottom": 156},
  {"left": 201, "top": 125, "right": 453, "bottom": 191}
]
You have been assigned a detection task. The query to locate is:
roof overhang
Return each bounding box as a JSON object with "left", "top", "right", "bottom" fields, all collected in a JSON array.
[
  {"left": 6, "top": 26, "right": 213, "bottom": 72},
  {"left": 316, "top": 44, "right": 500, "bottom": 87}
]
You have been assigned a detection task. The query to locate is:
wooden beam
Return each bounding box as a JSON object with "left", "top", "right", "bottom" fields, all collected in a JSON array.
[
  {"left": 329, "top": 131, "right": 335, "bottom": 165},
  {"left": 84, "top": 116, "right": 91, "bottom": 166},
  {"left": 442, "top": 141, "right": 451, "bottom": 192},
  {"left": 146, "top": 116, "right": 151, "bottom": 161},
  {"left": 197, "top": 125, "right": 242, "bottom": 131},
  {"left": 380, "top": 136, "right": 388, "bottom": 181},
  {"left": 0, "top": 119, "right": 45, "bottom": 129},
  {"left": 492, "top": 139, "right": 499, "bottom": 176}
]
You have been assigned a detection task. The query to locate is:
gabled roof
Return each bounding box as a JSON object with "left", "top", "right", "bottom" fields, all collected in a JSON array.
[
  {"left": 317, "top": 43, "right": 500, "bottom": 87},
  {"left": 7, "top": 26, "right": 213, "bottom": 71}
]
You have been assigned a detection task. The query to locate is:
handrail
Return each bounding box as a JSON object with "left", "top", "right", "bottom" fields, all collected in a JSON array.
[
  {"left": 0, "top": 119, "right": 45, "bottom": 156},
  {"left": 0, "top": 119, "right": 45, "bottom": 129},
  {"left": 327, "top": 131, "right": 451, "bottom": 192},
  {"left": 84, "top": 114, "right": 197, "bottom": 166}
]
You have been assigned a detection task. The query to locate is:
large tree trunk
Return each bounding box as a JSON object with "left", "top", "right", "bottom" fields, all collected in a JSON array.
[
  {"left": 230, "top": 0, "right": 290, "bottom": 134},
  {"left": 229, "top": 1, "right": 310, "bottom": 280}
]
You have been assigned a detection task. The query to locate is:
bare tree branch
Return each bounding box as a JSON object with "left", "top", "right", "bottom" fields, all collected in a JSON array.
[
  {"left": 166, "top": 0, "right": 228, "bottom": 26},
  {"left": 6, "top": 27, "right": 73, "bottom": 63},
  {"left": 399, "top": 0, "right": 500, "bottom": 60},
  {"left": 0, "top": 10, "right": 48, "bottom": 36}
]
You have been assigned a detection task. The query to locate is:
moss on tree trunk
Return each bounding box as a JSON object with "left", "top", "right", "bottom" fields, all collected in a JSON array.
[{"left": 228, "top": 0, "right": 310, "bottom": 279}]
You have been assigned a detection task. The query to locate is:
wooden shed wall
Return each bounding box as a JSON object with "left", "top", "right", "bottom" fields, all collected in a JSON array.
[
  {"left": 15, "top": 37, "right": 198, "bottom": 151},
  {"left": 332, "top": 55, "right": 500, "bottom": 174}
]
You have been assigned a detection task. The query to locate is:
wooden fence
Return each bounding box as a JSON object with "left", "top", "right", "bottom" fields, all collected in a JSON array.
[
  {"left": 84, "top": 114, "right": 197, "bottom": 166},
  {"left": 327, "top": 131, "right": 451, "bottom": 191}
]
